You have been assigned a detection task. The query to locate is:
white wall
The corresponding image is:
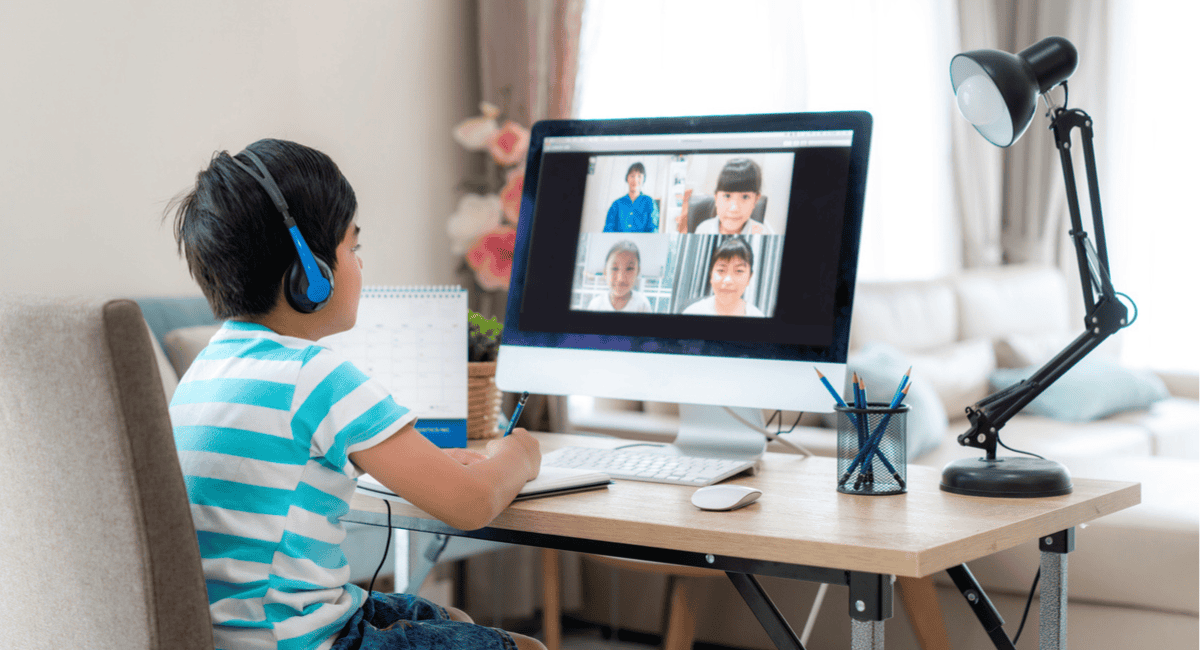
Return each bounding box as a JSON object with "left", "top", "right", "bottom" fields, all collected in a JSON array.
[{"left": 0, "top": 0, "right": 477, "bottom": 299}]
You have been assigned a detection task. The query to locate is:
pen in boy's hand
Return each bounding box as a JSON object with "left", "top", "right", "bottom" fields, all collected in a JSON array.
[{"left": 503, "top": 391, "right": 530, "bottom": 437}]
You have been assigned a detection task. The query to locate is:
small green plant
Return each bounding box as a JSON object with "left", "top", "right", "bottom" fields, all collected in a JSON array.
[{"left": 468, "top": 310, "right": 503, "bottom": 362}]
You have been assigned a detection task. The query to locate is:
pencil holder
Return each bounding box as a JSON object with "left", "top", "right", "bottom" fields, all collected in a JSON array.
[{"left": 835, "top": 402, "right": 909, "bottom": 495}]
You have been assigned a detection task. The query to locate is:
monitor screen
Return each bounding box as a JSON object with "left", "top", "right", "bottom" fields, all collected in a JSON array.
[{"left": 498, "top": 112, "right": 870, "bottom": 415}]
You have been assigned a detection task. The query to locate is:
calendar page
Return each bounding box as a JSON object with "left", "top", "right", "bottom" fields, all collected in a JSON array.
[{"left": 320, "top": 285, "right": 467, "bottom": 447}]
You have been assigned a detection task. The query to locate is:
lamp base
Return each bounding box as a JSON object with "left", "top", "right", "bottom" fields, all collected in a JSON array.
[{"left": 940, "top": 456, "right": 1073, "bottom": 498}]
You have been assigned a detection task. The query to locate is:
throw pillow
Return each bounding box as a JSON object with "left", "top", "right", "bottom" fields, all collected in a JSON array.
[
  {"left": 838, "top": 343, "right": 949, "bottom": 459},
  {"left": 988, "top": 355, "right": 1170, "bottom": 423}
]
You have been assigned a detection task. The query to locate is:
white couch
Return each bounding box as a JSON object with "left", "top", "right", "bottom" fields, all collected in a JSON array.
[{"left": 567, "top": 264, "right": 1198, "bottom": 649}]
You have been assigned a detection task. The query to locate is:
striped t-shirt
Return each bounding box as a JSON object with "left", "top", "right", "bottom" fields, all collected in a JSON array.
[{"left": 170, "top": 321, "right": 416, "bottom": 650}]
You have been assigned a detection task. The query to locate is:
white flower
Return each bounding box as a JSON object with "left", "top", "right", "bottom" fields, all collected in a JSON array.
[
  {"left": 447, "top": 193, "right": 502, "bottom": 255},
  {"left": 452, "top": 102, "right": 502, "bottom": 150}
]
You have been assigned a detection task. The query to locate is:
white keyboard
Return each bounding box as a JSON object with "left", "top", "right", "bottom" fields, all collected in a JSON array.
[{"left": 541, "top": 446, "right": 755, "bottom": 486}]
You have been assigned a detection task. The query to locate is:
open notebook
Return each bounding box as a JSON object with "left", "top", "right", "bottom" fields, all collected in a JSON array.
[{"left": 357, "top": 465, "right": 612, "bottom": 503}]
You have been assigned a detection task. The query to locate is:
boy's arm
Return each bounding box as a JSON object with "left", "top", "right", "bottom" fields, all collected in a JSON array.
[{"left": 349, "top": 423, "right": 541, "bottom": 531}]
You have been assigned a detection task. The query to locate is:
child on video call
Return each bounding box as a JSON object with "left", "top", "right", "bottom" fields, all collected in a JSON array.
[
  {"left": 682, "top": 236, "right": 765, "bottom": 317},
  {"left": 603, "top": 161, "right": 659, "bottom": 232},
  {"left": 686, "top": 157, "right": 775, "bottom": 235},
  {"left": 167, "top": 138, "right": 545, "bottom": 650},
  {"left": 587, "top": 240, "right": 653, "bottom": 312}
]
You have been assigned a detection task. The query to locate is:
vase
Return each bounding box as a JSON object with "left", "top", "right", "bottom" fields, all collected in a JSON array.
[{"left": 467, "top": 361, "right": 503, "bottom": 439}]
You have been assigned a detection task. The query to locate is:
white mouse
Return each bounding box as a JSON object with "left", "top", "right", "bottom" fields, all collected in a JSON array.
[{"left": 691, "top": 484, "right": 762, "bottom": 511}]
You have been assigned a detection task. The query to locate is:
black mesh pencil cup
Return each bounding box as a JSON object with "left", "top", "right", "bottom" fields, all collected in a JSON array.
[{"left": 835, "top": 403, "right": 909, "bottom": 495}]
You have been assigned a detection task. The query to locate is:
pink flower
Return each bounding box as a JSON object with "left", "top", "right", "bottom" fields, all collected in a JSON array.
[
  {"left": 465, "top": 226, "right": 517, "bottom": 291},
  {"left": 446, "top": 193, "right": 502, "bottom": 255},
  {"left": 499, "top": 169, "right": 524, "bottom": 225},
  {"left": 452, "top": 102, "right": 501, "bottom": 150},
  {"left": 486, "top": 120, "right": 530, "bottom": 167}
]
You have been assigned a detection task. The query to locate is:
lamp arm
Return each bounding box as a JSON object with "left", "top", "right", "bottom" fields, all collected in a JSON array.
[{"left": 958, "top": 107, "right": 1129, "bottom": 459}]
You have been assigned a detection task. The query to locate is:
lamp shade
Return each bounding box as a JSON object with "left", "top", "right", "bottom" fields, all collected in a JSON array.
[{"left": 950, "top": 36, "right": 1078, "bottom": 147}]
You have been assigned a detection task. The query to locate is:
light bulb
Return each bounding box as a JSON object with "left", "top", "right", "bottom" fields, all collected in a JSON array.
[{"left": 955, "top": 75, "right": 1006, "bottom": 126}]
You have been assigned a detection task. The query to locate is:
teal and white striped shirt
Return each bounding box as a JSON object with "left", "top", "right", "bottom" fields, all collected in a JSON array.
[{"left": 170, "top": 321, "right": 415, "bottom": 650}]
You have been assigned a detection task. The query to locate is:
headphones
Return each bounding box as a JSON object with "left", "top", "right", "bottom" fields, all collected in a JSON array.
[{"left": 229, "top": 149, "right": 334, "bottom": 313}]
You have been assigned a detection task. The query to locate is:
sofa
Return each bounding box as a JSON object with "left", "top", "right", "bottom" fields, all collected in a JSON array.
[{"left": 565, "top": 264, "right": 1198, "bottom": 649}]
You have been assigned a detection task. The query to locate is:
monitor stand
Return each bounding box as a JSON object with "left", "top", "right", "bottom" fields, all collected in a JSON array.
[{"left": 664, "top": 404, "right": 768, "bottom": 462}]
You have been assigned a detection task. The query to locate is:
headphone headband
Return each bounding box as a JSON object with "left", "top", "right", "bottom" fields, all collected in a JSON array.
[{"left": 229, "top": 150, "right": 294, "bottom": 227}]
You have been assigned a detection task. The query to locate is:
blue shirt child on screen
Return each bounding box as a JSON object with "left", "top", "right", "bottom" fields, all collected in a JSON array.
[{"left": 603, "top": 161, "right": 659, "bottom": 232}]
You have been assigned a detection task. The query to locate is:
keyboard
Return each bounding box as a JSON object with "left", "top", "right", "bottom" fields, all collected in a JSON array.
[{"left": 541, "top": 446, "right": 756, "bottom": 486}]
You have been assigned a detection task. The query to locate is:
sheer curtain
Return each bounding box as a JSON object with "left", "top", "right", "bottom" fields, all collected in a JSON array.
[
  {"left": 575, "top": 0, "right": 960, "bottom": 282},
  {"left": 1106, "top": 0, "right": 1200, "bottom": 372}
]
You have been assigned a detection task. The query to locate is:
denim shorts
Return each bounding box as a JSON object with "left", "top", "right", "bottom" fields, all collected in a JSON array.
[{"left": 331, "top": 592, "right": 517, "bottom": 650}]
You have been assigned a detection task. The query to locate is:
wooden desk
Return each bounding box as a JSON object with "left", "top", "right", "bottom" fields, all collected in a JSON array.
[{"left": 345, "top": 433, "right": 1140, "bottom": 650}]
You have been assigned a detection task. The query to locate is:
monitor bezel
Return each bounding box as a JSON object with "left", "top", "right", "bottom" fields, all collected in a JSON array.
[{"left": 501, "top": 112, "right": 870, "bottom": 366}]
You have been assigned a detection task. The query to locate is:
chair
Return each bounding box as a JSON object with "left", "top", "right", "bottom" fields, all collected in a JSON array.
[
  {"left": 0, "top": 296, "right": 213, "bottom": 650},
  {"left": 683, "top": 193, "right": 768, "bottom": 233}
]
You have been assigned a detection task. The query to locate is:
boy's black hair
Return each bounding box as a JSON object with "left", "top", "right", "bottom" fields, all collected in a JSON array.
[
  {"left": 715, "top": 158, "right": 761, "bottom": 194},
  {"left": 626, "top": 162, "right": 646, "bottom": 180},
  {"left": 168, "top": 138, "right": 357, "bottom": 319},
  {"left": 604, "top": 240, "right": 641, "bottom": 268},
  {"left": 709, "top": 236, "right": 755, "bottom": 276}
]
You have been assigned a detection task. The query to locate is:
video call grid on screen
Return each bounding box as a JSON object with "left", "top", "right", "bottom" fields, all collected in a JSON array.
[{"left": 506, "top": 115, "right": 869, "bottom": 364}]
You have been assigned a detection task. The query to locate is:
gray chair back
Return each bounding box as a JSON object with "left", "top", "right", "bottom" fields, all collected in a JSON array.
[{"left": 0, "top": 296, "right": 213, "bottom": 650}]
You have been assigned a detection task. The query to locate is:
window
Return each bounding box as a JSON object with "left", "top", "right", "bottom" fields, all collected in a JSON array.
[
  {"left": 1106, "top": 0, "right": 1199, "bottom": 371},
  {"left": 575, "top": 0, "right": 959, "bottom": 282}
]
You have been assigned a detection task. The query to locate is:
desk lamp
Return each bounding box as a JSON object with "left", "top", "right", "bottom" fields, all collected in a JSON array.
[{"left": 941, "top": 36, "right": 1131, "bottom": 498}]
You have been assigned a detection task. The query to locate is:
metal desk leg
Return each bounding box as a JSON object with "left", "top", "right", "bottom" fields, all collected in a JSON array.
[
  {"left": 849, "top": 572, "right": 892, "bottom": 650},
  {"left": 1039, "top": 529, "right": 1074, "bottom": 650},
  {"left": 726, "top": 572, "right": 806, "bottom": 650}
]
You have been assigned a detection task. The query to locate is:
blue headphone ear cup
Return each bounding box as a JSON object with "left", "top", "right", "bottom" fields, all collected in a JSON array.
[{"left": 285, "top": 255, "right": 334, "bottom": 313}]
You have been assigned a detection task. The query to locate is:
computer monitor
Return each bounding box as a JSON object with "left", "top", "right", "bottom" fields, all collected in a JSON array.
[{"left": 497, "top": 112, "right": 871, "bottom": 461}]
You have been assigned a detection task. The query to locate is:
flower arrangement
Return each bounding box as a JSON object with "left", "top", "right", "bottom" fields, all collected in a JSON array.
[{"left": 448, "top": 102, "right": 531, "bottom": 293}]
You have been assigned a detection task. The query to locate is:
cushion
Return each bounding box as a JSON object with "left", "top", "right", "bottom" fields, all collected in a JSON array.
[
  {"left": 162, "top": 324, "right": 222, "bottom": 378},
  {"left": 848, "top": 279, "right": 958, "bottom": 352},
  {"left": 954, "top": 265, "right": 1071, "bottom": 340},
  {"left": 840, "top": 343, "right": 949, "bottom": 459},
  {"left": 904, "top": 338, "right": 995, "bottom": 420},
  {"left": 989, "top": 355, "right": 1170, "bottom": 423}
]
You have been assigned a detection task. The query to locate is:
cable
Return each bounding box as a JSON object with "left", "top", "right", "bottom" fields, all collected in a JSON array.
[
  {"left": 723, "top": 406, "right": 813, "bottom": 458},
  {"left": 1012, "top": 567, "right": 1041, "bottom": 644},
  {"left": 997, "top": 437, "right": 1046, "bottom": 460},
  {"left": 1116, "top": 291, "right": 1138, "bottom": 327},
  {"left": 368, "top": 500, "right": 392, "bottom": 596}
]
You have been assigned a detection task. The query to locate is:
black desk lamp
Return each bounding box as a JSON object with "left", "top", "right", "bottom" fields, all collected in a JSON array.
[{"left": 940, "top": 36, "right": 1132, "bottom": 498}]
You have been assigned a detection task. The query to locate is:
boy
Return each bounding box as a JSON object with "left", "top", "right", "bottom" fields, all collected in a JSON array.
[
  {"left": 681, "top": 236, "right": 765, "bottom": 317},
  {"left": 691, "top": 158, "right": 774, "bottom": 235},
  {"left": 168, "top": 138, "right": 544, "bottom": 650},
  {"left": 603, "top": 161, "right": 659, "bottom": 232}
]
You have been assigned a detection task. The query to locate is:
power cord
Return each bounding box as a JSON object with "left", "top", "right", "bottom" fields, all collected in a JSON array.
[
  {"left": 367, "top": 500, "right": 392, "bottom": 596},
  {"left": 1012, "top": 567, "right": 1040, "bottom": 644},
  {"left": 724, "top": 407, "right": 813, "bottom": 457}
]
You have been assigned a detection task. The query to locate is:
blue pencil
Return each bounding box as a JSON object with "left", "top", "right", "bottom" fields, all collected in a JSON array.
[{"left": 502, "top": 391, "right": 530, "bottom": 437}]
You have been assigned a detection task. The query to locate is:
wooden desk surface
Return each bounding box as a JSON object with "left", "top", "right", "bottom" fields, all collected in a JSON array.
[{"left": 348, "top": 432, "right": 1140, "bottom": 578}]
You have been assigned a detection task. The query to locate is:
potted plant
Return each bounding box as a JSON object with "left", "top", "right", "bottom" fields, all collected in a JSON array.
[{"left": 467, "top": 310, "right": 504, "bottom": 438}]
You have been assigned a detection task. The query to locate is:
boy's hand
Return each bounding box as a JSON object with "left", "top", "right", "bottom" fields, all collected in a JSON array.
[
  {"left": 444, "top": 448, "right": 488, "bottom": 466},
  {"left": 486, "top": 428, "right": 541, "bottom": 480}
]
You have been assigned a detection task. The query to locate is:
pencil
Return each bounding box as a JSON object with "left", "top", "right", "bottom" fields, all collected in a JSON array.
[{"left": 503, "top": 391, "right": 530, "bottom": 437}]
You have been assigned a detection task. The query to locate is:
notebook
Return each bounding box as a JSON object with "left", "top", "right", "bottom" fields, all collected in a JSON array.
[
  {"left": 320, "top": 285, "right": 468, "bottom": 448},
  {"left": 357, "top": 465, "right": 613, "bottom": 502}
]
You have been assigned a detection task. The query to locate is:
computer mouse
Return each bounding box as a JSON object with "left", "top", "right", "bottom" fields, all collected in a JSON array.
[{"left": 691, "top": 484, "right": 762, "bottom": 511}]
